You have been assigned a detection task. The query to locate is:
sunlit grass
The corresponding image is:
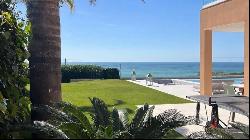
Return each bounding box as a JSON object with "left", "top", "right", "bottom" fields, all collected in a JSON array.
[
  {"left": 26, "top": 80, "right": 190, "bottom": 138},
  {"left": 26, "top": 79, "right": 191, "bottom": 113},
  {"left": 61, "top": 79, "right": 191, "bottom": 113}
]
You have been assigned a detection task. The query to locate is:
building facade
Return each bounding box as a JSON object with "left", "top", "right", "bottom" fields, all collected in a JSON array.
[{"left": 200, "top": 0, "right": 249, "bottom": 96}]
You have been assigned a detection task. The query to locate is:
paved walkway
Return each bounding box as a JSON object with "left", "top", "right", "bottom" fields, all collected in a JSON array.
[
  {"left": 128, "top": 80, "right": 199, "bottom": 99},
  {"left": 128, "top": 80, "right": 249, "bottom": 137},
  {"left": 137, "top": 103, "right": 249, "bottom": 126}
]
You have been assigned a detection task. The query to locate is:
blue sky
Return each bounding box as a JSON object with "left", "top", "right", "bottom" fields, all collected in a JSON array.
[{"left": 17, "top": 0, "right": 244, "bottom": 62}]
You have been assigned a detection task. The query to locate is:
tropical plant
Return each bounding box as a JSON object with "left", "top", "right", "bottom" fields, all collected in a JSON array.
[
  {"left": 21, "top": 0, "right": 144, "bottom": 113},
  {"left": 188, "top": 122, "right": 249, "bottom": 139},
  {"left": 0, "top": 1, "right": 68, "bottom": 138},
  {"left": 14, "top": 0, "right": 103, "bottom": 121},
  {"left": 230, "top": 122, "right": 249, "bottom": 137},
  {"left": 0, "top": 0, "right": 30, "bottom": 137},
  {"left": 31, "top": 97, "right": 195, "bottom": 139},
  {"left": 0, "top": 0, "right": 30, "bottom": 107},
  {"left": 26, "top": 0, "right": 64, "bottom": 111}
]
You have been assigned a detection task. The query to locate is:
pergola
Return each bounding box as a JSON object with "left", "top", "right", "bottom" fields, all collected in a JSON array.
[{"left": 200, "top": 0, "right": 249, "bottom": 96}]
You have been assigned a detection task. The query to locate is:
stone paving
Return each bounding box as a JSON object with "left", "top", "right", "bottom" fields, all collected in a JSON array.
[{"left": 128, "top": 80, "right": 249, "bottom": 137}]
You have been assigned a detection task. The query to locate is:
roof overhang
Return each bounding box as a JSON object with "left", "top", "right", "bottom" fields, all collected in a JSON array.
[
  {"left": 202, "top": 0, "right": 227, "bottom": 9},
  {"left": 212, "top": 22, "right": 244, "bottom": 32}
]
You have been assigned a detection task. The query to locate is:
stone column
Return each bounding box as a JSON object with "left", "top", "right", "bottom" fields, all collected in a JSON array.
[
  {"left": 200, "top": 30, "right": 212, "bottom": 96},
  {"left": 244, "top": 19, "right": 249, "bottom": 96}
]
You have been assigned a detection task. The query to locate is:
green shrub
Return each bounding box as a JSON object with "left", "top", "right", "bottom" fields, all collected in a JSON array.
[
  {"left": 61, "top": 65, "right": 120, "bottom": 83},
  {"left": 102, "top": 68, "right": 120, "bottom": 79},
  {"left": 0, "top": 0, "right": 30, "bottom": 98},
  {"left": 0, "top": 0, "right": 31, "bottom": 138}
]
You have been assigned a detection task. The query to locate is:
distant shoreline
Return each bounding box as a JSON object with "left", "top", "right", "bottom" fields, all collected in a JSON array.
[
  {"left": 63, "top": 62, "right": 244, "bottom": 79},
  {"left": 63, "top": 62, "right": 244, "bottom": 63},
  {"left": 121, "top": 75, "right": 243, "bottom": 80}
]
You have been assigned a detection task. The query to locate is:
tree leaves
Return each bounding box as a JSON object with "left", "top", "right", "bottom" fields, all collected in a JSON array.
[
  {"left": 0, "top": 0, "right": 30, "bottom": 125},
  {"left": 58, "top": 122, "right": 89, "bottom": 139},
  {"left": 60, "top": 0, "right": 74, "bottom": 11},
  {"left": 230, "top": 122, "right": 249, "bottom": 138},
  {"left": 129, "top": 103, "right": 149, "bottom": 132},
  {"left": 56, "top": 102, "right": 93, "bottom": 137},
  {"left": 90, "top": 97, "right": 111, "bottom": 128},
  {"left": 111, "top": 108, "right": 125, "bottom": 132},
  {"left": 0, "top": 102, "right": 7, "bottom": 114},
  {"left": 32, "top": 121, "right": 69, "bottom": 139}
]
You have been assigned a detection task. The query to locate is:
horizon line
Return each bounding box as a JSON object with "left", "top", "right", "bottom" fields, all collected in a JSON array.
[{"left": 61, "top": 61, "right": 244, "bottom": 63}]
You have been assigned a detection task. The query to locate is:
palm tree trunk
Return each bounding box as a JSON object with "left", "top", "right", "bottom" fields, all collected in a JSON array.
[{"left": 27, "top": 0, "right": 61, "bottom": 120}]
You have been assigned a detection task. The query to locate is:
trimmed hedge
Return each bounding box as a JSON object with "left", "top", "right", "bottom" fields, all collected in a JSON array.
[
  {"left": 102, "top": 68, "right": 120, "bottom": 79},
  {"left": 61, "top": 65, "right": 120, "bottom": 83}
]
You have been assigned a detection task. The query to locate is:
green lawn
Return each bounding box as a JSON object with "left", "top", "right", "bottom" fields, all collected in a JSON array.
[
  {"left": 27, "top": 79, "right": 190, "bottom": 138},
  {"left": 62, "top": 79, "right": 191, "bottom": 114}
]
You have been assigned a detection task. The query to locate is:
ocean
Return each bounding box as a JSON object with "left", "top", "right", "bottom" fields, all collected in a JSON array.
[{"left": 65, "top": 62, "right": 244, "bottom": 79}]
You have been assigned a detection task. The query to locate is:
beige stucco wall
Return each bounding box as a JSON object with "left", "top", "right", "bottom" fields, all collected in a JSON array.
[
  {"left": 201, "top": 0, "right": 248, "bottom": 29},
  {"left": 244, "top": 16, "right": 249, "bottom": 96},
  {"left": 200, "top": 0, "right": 249, "bottom": 96}
]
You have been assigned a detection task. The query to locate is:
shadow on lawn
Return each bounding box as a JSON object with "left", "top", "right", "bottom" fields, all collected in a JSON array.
[{"left": 78, "top": 99, "right": 134, "bottom": 114}]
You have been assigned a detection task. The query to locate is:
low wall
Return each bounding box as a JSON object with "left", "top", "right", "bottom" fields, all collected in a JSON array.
[{"left": 172, "top": 79, "right": 200, "bottom": 85}]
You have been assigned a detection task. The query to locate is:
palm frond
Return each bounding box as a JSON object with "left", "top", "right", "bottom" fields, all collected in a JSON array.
[
  {"left": 134, "top": 117, "right": 164, "bottom": 139},
  {"left": 188, "top": 131, "right": 217, "bottom": 139},
  {"left": 95, "top": 125, "right": 123, "bottom": 139},
  {"left": 128, "top": 104, "right": 150, "bottom": 138},
  {"left": 32, "top": 121, "right": 69, "bottom": 139},
  {"left": 90, "top": 97, "right": 111, "bottom": 127},
  {"left": 61, "top": 0, "right": 74, "bottom": 10},
  {"left": 143, "top": 105, "right": 154, "bottom": 123},
  {"left": 32, "top": 104, "right": 73, "bottom": 124},
  {"left": 89, "top": 0, "right": 96, "bottom": 6},
  {"left": 129, "top": 104, "right": 149, "bottom": 130},
  {"left": 132, "top": 105, "right": 166, "bottom": 139},
  {"left": 58, "top": 122, "right": 89, "bottom": 139},
  {"left": 89, "top": 0, "right": 145, "bottom": 6},
  {"left": 111, "top": 108, "right": 125, "bottom": 132},
  {"left": 52, "top": 102, "right": 94, "bottom": 137},
  {"left": 15, "top": 0, "right": 75, "bottom": 11},
  {"left": 205, "top": 127, "right": 234, "bottom": 139},
  {"left": 156, "top": 109, "right": 190, "bottom": 131},
  {"left": 230, "top": 122, "right": 249, "bottom": 137},
  {"left": 130, "top": 107, "right": 188, "bottom": 139},
  {"left": 118, "top": 109, "right": 129, "bottom": 129}
]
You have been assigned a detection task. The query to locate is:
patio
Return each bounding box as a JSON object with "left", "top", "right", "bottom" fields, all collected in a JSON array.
[{"left": 129, "top": 79, "right": 249, "bottom": 137}]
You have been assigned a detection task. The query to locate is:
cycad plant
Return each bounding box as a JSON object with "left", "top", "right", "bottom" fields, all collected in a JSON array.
[
  {"left": 31, "top": 97, "right": 195, "bottom": 139},
  {"left": 188, "top": 120, "right": 249, "bottom": 139}
]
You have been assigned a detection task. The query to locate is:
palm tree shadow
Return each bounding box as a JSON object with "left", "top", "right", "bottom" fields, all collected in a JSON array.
[
  {"left": 107, "top": 99, "right": 126, "bottom": 107},
  {"left": 78, "top": 99, "right": 134, "bottom": 114}
]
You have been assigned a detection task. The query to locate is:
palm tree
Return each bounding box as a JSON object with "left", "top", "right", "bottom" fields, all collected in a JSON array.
[
  {"left": 25, "top": 0, "right": 80, "bottom": 120},
  {"left": 27, "top": 0, "right": 61, "bottom": 106},
  {"left": 25, "top": 0, "right": 144, "bottom": 120},
  {"left": 26, "top": 0, "right": 63, "bottom": 120}
]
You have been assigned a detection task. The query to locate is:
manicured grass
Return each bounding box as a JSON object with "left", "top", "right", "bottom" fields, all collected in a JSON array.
[
  {"left": 26, "top": 79, "right": 191, "bottom": 112},
  {"left": 62, "top": 79, "right": 191, "bottom": 113},
  {"left": 27, "top": 80, "right": 190, "bottom": 138}
]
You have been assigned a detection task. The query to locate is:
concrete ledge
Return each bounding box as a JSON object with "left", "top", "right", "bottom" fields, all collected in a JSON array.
[{"left": 202, "top": 0, "right": 227, "bottom": 9}]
